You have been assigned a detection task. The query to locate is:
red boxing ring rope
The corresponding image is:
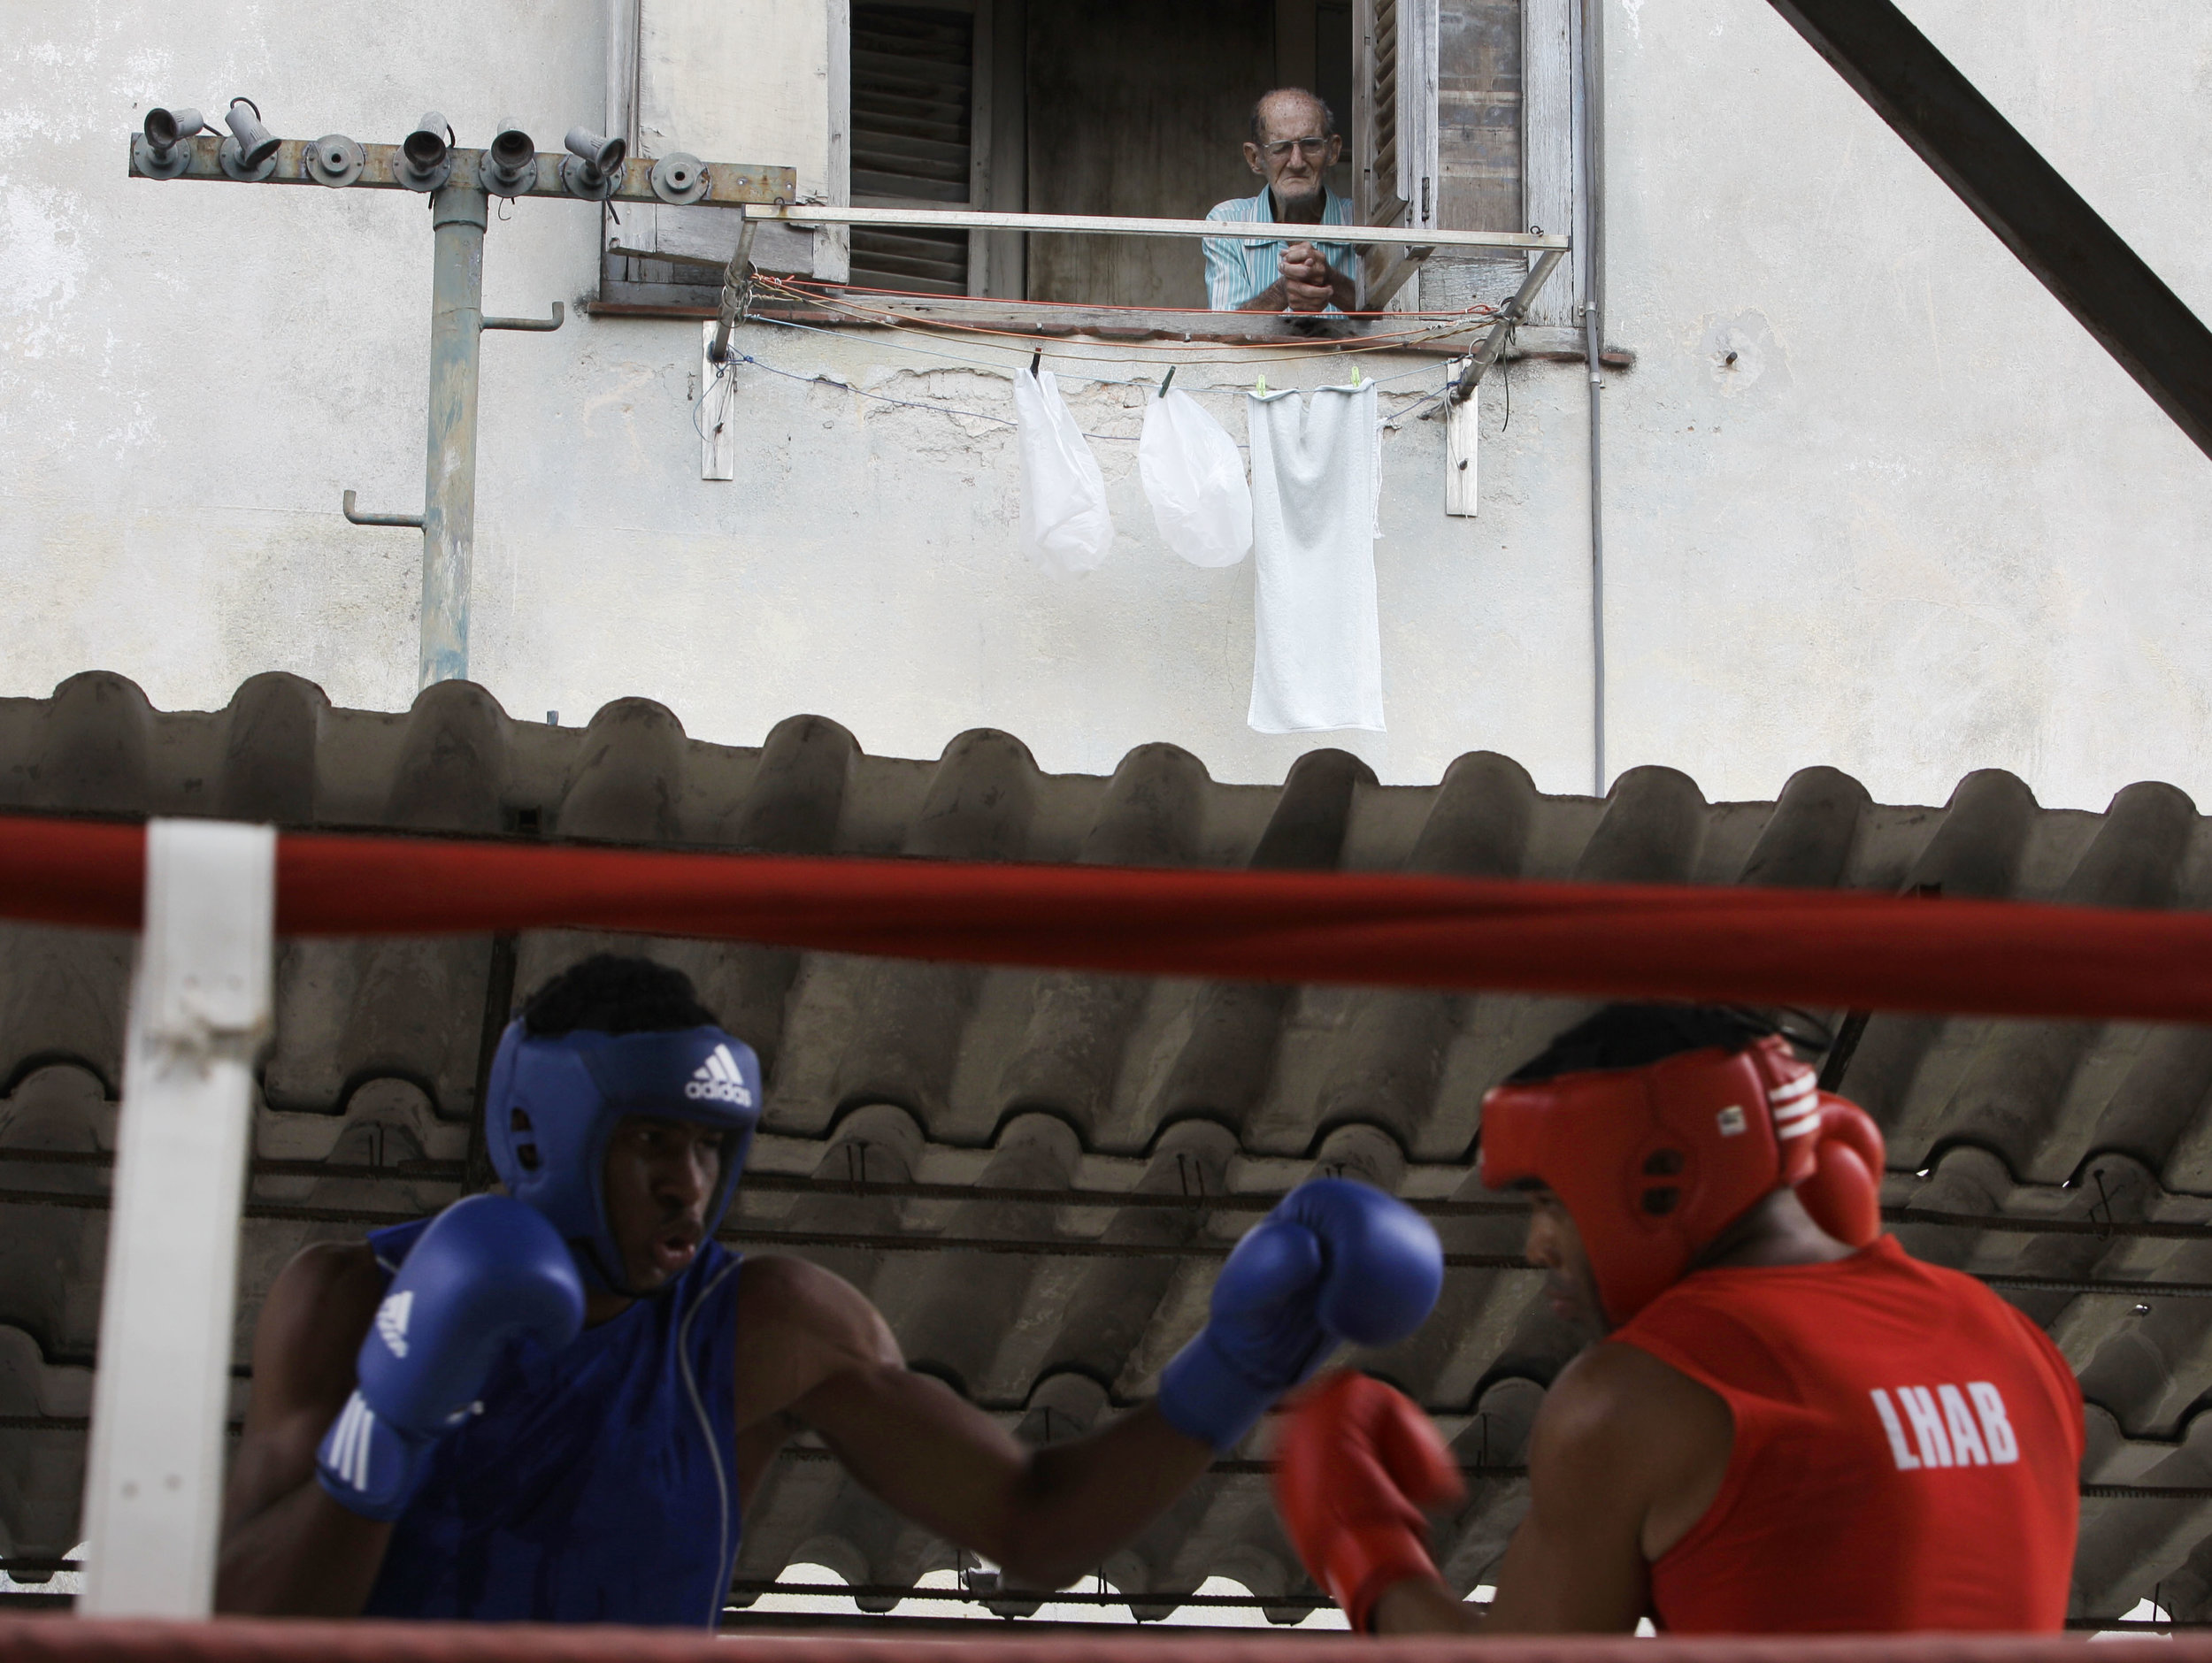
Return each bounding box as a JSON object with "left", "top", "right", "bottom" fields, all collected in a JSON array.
[
  {"left": 4, "top": 1623, "right": 2201, "bottom": 1663},
  {"left": 4, "top": 811, "right": 2212, "bottom": 1023}
]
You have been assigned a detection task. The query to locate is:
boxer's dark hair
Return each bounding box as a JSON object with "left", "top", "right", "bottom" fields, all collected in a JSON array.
[
  {"left": 520, "top": 954, "right": 718, "bottom": 1038},
  {"left": 1505, "top": 1004, "right": 1781, "bottom": 1084}
]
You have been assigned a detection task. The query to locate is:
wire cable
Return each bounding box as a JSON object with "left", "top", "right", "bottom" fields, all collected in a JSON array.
[
  {"left": 751, "top": 272, "right": 1505, "bottom": 365},
  {"left": 719, "top": 344, "right": 1440, "bottom": 448}
]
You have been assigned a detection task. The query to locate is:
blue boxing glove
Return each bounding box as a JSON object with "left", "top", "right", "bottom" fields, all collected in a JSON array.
[
  {"left": 1156, "top": 1178, "right": 1442, "bottom": 1452},
  {"left": 317, "top": 1193, "right": 585, "bottom": 1521}
]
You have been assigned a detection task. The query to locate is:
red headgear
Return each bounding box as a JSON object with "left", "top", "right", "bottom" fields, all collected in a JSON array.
[{"left": 1479, "top": 1031, "right": 1886, "bottom": 1324}]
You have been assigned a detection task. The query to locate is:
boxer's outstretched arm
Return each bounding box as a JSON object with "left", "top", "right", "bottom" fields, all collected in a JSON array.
[
  {"left": 734, "top": 1255, "right": 1213, "bottom": 1591},
  {"left": 216, "top": 1244, "right": 395, "bottom": 1615}
]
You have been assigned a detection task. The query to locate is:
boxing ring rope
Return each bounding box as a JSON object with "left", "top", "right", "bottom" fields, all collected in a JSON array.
[
  {"left": 4, "top": 1621, "right": 2210, "bottom": 1659},
  {"left": 7, "top": 808, "right": 2208, "bottom": 1628},
  {"left": 10, "top": 811, "right": 2212, "bottom": 1022}
]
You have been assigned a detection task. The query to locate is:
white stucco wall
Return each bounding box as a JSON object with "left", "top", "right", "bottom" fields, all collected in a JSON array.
[{"left": 3, "top": 0, "right": 2208, "bottom": 810}]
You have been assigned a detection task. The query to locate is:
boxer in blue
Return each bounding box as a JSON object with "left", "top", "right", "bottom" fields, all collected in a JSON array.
[{"left": 217, "top": 954, "right": 1444, "bottom": 1624}]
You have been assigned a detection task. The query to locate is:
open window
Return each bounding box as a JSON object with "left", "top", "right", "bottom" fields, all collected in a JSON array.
[{"left": 595, "top": 0, "right": 1583, "bottom": 331}]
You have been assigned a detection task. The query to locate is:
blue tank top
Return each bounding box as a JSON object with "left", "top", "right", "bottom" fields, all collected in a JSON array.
[{"left": 360, "top": 1217, "right": 746, "bottom": 1627}]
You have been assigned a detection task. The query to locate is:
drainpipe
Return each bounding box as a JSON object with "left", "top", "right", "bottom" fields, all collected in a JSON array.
[
  {"left": 1581, "top": 0, "right": 1608, "bottom": 796},
  {"left": 419, "top": 183, "right": 488, "bottom": 691}
]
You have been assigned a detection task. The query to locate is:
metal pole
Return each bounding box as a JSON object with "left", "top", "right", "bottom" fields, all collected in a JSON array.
[
  {"left": 1582, "top": 0, "right": 1607, "bottom": 799},
  {"left": 1446, "top": 248, "right": 1565, "bottom": 406},
  {"left": 419, "top": 185, "right": 487, "bottom": 690}
]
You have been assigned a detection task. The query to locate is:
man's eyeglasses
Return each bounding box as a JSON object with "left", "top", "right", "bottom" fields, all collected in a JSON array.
[{"left": 1259, "top": 137, "right": 1333, "bottom": 161}]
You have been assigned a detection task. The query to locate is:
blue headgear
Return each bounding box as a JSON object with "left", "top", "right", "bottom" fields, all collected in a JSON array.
[{"left": 484, "top": 1018, "right": 763, "bottom": 1295}]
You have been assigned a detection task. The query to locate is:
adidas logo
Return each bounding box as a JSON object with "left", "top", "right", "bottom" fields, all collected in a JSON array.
[
  {"left": 375, "top": 1290, "right": 412, "bottom": 1359},
  {"left": 685, "top": 1043, "right": 754, "bottom": 1107},
  {"left": 1767, "top": 1069, "right": 1821, "bottom": 1140},
  {"left": 324, "top": 1390, "right": 378, "bottom": 1493}
]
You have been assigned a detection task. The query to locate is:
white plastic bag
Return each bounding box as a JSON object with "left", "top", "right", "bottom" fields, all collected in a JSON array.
[
  {"left": 1138, "top": 388, "right": 1252, "bottom": 568},
  {"left": 1013, "top": 366, "right": 1113, "bottom": 574}
]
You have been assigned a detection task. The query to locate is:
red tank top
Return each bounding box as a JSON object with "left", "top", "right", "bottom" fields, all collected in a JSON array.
[{"left": 1612, "top": 1236, "right": 2082, "bottom": 1633}]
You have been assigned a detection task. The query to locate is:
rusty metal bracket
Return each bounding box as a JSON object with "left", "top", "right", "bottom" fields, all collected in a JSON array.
[
  {"left": 481, "top": 303, "right": 564, "bottom": 333},
  {"left": 341, "top": 490, "right": 421, "bottom": 530}
]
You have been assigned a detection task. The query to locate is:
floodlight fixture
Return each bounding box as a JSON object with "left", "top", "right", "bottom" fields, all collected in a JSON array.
[
  {"left": 303, "top": 134, "right": 365, "bottom": 188},
  {"left": 482, "top": 126, "right": 538, "bottom": 197},
  {"left": 134, "top": 106, "right": 204, "bottom": 179},
  {"left": 219, "top": 96, "right": 279, "bottom": 181},
  {"left": 560, "top": 126, "right": 626, "bottom": 200},
  {"left": 395, "top": 111, "right": 454, "bottom": 192},
  {"left": 649, "top": 151, "right": 710, "bottom": 206},
  {"left": 145, "top": 107, "right": 205, "bottom": 150}
]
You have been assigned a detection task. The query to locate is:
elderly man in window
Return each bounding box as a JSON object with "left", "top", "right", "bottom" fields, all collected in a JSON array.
[{"left": 1204, "top": 89, "right": 1359, "bottom": 313}]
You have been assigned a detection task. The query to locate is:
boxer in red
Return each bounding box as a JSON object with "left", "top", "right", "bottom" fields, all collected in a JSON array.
[{"left": 1272, "top": 1005, "right": 2083, "bottom": 1635}]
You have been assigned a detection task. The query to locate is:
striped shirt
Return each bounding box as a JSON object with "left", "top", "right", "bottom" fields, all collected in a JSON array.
[{"left": 1202, "top": 187, "right": 1358, "bottom": 312}]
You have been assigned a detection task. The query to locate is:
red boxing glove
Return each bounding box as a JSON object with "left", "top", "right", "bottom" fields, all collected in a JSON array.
[
  {"left": 1794, "top": 1096, "right": 1886, "bottom": 1247},
  {"left": 1272, "top": 1370, "right": 1464, "bottom": 1631}
]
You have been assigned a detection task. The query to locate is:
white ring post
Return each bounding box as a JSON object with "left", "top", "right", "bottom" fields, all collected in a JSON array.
[{"left": 78, "top": 819, "right": 276, "bottom": 1617}]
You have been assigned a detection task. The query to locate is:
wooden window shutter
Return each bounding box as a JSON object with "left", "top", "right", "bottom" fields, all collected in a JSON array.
[
  {"left": 849, "top": 3, "right": 976, "bottom": 295},
  {"left": 1355, "top": 0, "right": 1438, "bottom": 233},
  {"left": 1435, "top": 0, "right": 1522, "bottom": 234},
  {"left": 1520, "top": 0, "right": 1583, "bottom": 326}
]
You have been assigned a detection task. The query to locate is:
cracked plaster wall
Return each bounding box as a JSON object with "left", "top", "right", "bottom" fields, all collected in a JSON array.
[{"left": 2, "top": 0, "right": 2208, "bottom": 808}]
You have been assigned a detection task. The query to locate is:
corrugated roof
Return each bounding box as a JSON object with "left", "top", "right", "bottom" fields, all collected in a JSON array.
[{"left": 3, "top": 670, "right": 2210, "bottom": 1624}]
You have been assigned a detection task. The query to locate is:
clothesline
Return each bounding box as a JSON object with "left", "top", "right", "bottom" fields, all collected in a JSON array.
[
  {"left": 751, "top": 272, "right": 1506, "bottom": 364},
  {"left": 749, "top": 314, "right": 1459, "bottom": 392},
  {"left": 715, "top": 326, "right": 1461, "bottom": 449}
]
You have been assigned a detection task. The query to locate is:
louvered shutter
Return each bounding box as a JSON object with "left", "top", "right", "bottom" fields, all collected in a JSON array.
[
  {"left": 849, "top": 3, "right": 975, "bottom": 295},
  {"left": 1356, "top": 0, "right": 1401, "bottom": 227},
  {"left": 1355, "top": 0, "right": 1437, "bottom": 233}
]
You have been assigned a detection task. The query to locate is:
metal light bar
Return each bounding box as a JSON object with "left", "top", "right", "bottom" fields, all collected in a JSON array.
[
  {"left": 1763, "top": 0, "right": 2212, "bottom": 464},
  {"left": 742, "top": 203, "right": 1567, "bottom": 252},
  {"left": 129, "top": 121, "right": 797, "bottom": 692},
  {"left": 127, "top": 133, "right": 795, "bottom": 207}
]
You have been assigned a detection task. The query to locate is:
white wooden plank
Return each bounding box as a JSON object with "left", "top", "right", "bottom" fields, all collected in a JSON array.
[
  {"left": 1445, "top": 354, "right": 1478, "bottom": 515},
  {"left": 821, "top": 0, "right": 851, "bottom": 283},
  {"left": 78, "top": 820, "right": 275, "bottom": 1617},
  {"left": 1401, "top": 0, "right": 1440, "bottom": 230},
  {"left": 699, "top": 323, "right": 738, "bottom": 481},
  {"left": 1520, "top": 0, "right": 1580, "bottom": 326}
]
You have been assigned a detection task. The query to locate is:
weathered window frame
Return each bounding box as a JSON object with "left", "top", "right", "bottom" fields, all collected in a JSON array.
[
  {"left": 1358, "top": 0, "right": 1586, "bottom": 327},
  {"left": 595, "top": 0, "right": 1589, "bottom": 341}
]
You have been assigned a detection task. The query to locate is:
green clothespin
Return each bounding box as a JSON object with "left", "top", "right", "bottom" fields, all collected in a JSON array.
[
  {"left": 1351, "top": 362, "right": 1363, "bottom": 387},
  {"left": 1255, "top": 373, "right": 1267, "bottom": 395}
]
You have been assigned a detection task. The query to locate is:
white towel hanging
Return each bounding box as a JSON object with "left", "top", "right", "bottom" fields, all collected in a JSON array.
[{"left": 1244, "top": 382, "right": 1386, "bottom": 733}]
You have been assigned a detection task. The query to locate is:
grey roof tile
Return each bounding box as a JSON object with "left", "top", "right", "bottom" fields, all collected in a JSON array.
[{"left": 2, "top": 671, "right": 2209, "bottom": 1623}]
